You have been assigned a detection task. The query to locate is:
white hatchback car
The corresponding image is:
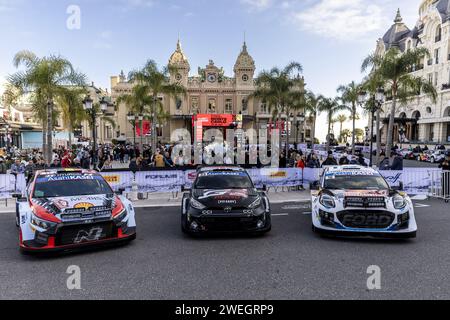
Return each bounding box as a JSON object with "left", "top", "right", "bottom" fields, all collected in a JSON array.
[{"left": 311, "top": 165, "right": 417, "bottom": 239}]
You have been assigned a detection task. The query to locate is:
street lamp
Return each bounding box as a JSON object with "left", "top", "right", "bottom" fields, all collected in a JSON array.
[
  {"left": 296, "top": 112, "right": 306, "bottom": 147},
  {"left": 83, "top": 94, "right": 107, "bottom": 170},
  {"left": 4, "top": 124, "right": 10, "bottom": 152},
  {"left": 127, "top": 113, "right": 137, "bottom": 147},
  {"left": 370, "top": 89, "right": 385, "bottom": 167},
  {"left": 399, "top": 126, "right": 406, "bottom": 149}
]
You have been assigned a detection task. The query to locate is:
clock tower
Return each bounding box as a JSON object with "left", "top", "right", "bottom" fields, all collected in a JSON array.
[
  {"left": 234, "top": 42, "right": 255, "bottom": 88},
  {"left": 168, "top": 39, "right": 190, "bottom": 87}
]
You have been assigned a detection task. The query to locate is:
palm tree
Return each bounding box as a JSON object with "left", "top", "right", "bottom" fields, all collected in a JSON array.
[
  {"left": 127, "top": 60, "right": 186, "bottom": 152},
  {"left": 7, "top": 50, "right": 86, "bottom": 163},
  {"left": 116, "top": 84, "right": 153, "bottom": 152},
  {"left": 361, "top": 73, "right": 385, "bottom": 164},
  {"left": 354, "top": 128, "right": 365, "bottom": 143},
  {"left": 318, "top": 97, "right": 347, "bottom": 150},
  {"left": 336, "top": 114, "right": 347, "bottom": 140},
  {"left": 303, "top": 91, "right": 323, "bottom": 151},
  {"left": 252, "top": 62, "right": 304, "bottom": 156},
  {"left": 340, "top": 129, "right": 352, "bottom": 144},
  {"left": 362, "top": 47, "right": 437, "bottom": 157},
  {"left": 337, "top": 81, "right": 361, "bottom": 154},
  {"left": 56, "top": 88, "right": 87, "bottom": 147}
]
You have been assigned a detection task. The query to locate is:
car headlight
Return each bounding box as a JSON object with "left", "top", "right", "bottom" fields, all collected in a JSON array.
[
  {"left": 190, "top": 198, "right": 206, "bottom": 210},
  {"left": 31, "top": 214, "right": 57, "bottom": 231},
  {"left": 114, "top": 208, "right": 128, "bottom": 222},
  {"left": 319, "top": 194, "right": 336, "bottom": 209},
  {"left": 393, "top": 194, "right": 407, "bottom": 209},
  {"left": 248, "top": 197, "right": 262, "bottom": 209}
]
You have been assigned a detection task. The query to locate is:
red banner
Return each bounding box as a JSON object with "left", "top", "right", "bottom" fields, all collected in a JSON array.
[
  {"left": 194, "top": 114, "right": 235, "bottom": 127},
  {"left": 135, "top": 121, "right": 151, "bottom": 137}
]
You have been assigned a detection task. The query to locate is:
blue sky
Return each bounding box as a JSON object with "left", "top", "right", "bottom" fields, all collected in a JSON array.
[{"left": 0, "top": 0, "right": 423, "bottom": 136}]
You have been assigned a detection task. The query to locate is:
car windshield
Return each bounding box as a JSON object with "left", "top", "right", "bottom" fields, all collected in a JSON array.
[
  {"left": 195, "top": 172, "right": 253, "bottom": 189},
  {"left": 33, "top": 175, "right": 112, "bottom": 198},
  {"left": 323, "top": 174, "right": 389, "bottom": 190}
]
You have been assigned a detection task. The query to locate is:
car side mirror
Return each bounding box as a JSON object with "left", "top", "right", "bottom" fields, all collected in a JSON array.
[
  {"left": 115, "top": 188, "right": 125, "bottom": 195},
  {"left": 391, "top": 181, "right": 404, "bottom": 191},
  {"left": 12, "top": 193, "right": 27, "bottom": 202},
  {"left": 310, "top": 181, "right": 320, "bottom": 191},
  {"left": 258, "top": 185, "right": 267, "bottom": 192},
  {"left": 181, "top": 185, "right": 191, "bottom": 192}
]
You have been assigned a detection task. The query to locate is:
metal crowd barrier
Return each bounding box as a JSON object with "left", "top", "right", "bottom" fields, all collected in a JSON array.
[{"left": 429, "top": 170, "right": 450, "bottom": 202}]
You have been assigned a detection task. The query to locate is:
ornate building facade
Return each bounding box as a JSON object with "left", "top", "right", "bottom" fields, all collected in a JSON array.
[
  {"left": 110, "top": 41, "right": 310, "bottom": 145},
  {"left": 375, "top": 1, "right": 450, "bottom": 144}
]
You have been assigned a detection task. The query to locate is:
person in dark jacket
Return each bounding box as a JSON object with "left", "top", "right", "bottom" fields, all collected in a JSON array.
[
  {"left": 339, "top": 154, "right": 349, "bottom": 165},
  {"left": 321, "top": 152, "right": 338, "bottom": 167},
  {"left": 357, "top": 153, "right": 367, "bottom": 167},
  {"left": 390, "top": 153, "right": 404, "bottom": 170},
  {"left": 0, "top": 158, "right": 7, "bottom": 174},
  {"left": 379, "top": 156, "right": 391, "bottom": 170},
  {"left": 307, "top": 154, "right": 320, "bottom": 168}
]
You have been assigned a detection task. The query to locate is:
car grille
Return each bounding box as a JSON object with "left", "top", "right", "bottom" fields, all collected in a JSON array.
[
  {"left": 197, "top": 217, "right": 258, "bottom": 232},
  {"left": 344, "top": 197, "right": 386, "bottom": 208},
  {"left": 56, "top": 222, "right": 115, "bottom": 246},
  {"left": 337, "top": 210, "right": 395, "bottom": 229}
]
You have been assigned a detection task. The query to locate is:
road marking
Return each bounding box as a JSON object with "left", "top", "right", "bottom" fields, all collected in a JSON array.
[
  {"left": 303, "top": 211, "right": 312, "bottom": 215},
  {"left": 282, "top": 204, "right": 311, "bottom": 210},
  {"left": 414, "top": 203, "right": 431, "bottom": 208},
  {"left": 411, "top": 195, "right": 428, "bottom": 201},
  {"left": 272, "top": 213, "right": 289, "bottom": 216}
]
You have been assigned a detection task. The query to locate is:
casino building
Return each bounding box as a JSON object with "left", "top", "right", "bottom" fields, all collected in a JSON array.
[
  {"left": 110, "top": 40, "right": 311, "bottom": 145},
  {"left": 375, "top": 1, "right": 450, "bottom": 144}
]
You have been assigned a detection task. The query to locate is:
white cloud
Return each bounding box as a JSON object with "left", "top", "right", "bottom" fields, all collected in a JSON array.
[
  {"left": 0, "top": 0, "right": 19, "bottom": 12},
  {"left": 94, "top": 31, "right": 113, "bottom": 49},
  {"left": 292, "top": 0, "right": 389, "bottom": 40},
  {"left": 241, "top": 0, "right": 272, "bottom": 11},
  {"left": 121, "top": 0, "right": 155, "bottom": 8}
]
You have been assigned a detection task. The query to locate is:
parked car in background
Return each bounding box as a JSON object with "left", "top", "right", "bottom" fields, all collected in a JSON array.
[{"left": 428, "top": 149, "right": 447, "bottom": 163}]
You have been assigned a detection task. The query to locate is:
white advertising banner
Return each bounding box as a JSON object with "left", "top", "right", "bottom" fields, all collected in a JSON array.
[
  {"left": 0, "top": 167, "right": 444, "bottom": 198},
  {"left": 99, "top": 171, "right": 134, "bottom": 192},
  {"left": 134, "top": 171, "right": 185, "bottom": 193}
]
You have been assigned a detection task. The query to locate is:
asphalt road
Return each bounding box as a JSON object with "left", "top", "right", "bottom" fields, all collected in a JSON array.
[{"left": 1, "top": 199, "right": 450, "bottom": 300}]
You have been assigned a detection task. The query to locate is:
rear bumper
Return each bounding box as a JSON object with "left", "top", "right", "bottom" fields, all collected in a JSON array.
[{"left": 20, "top": 229, "right": 136, "bottom": 253}]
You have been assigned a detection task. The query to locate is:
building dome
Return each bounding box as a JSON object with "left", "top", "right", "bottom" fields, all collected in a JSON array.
[
  {"left": 234, "top": 42, "right": 255, "bottom": 72},
  {"left": 169, "top": 40, "right": 190, "bottom": 69}
]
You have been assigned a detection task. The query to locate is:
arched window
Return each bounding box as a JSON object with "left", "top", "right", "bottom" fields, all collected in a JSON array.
[{"left": 435, "top": 24, "right": 442, "bottom": 42}]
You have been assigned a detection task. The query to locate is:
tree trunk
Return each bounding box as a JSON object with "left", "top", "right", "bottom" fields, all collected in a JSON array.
[
  {"left": 386, "top": 91, "right": 397, "bottom": 158},
  {"left": 285, "top": 107, "right": 290, "bottom": 159},
  {"left": 42, "top": 118, "right": 47, "bottom": 161},
  {"left": 376, "top": 108, "right": 381, "bottom": 165},
  {"left": 351, "top": 105, "right": 356, "bottom": 154},
  {"left": 151, "top": 99, "right": 157, "bottom": 154},
  {"left": 46, "top": 100, "right": 53, "bottom": 164},
  {"left": 311, "top": 114, "right": 316, "bottom": 151},
  {"left": 139, "top": 119, "right": 144, "bottom": 153}
]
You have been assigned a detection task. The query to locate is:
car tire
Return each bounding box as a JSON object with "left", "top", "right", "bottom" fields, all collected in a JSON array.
[
  {"left": 431, "top": 157, "right": 435, "bottom": 163},
  {"left": 181, "top": 214, "right": 189, "bottom": 234}
]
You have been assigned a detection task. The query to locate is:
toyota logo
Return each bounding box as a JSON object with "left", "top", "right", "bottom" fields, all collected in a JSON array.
[{"left": 224, "top": 207, "right": 232, "bottom": 213}]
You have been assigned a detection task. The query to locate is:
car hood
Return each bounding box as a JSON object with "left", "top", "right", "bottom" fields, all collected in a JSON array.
[
  {"left": 31, "top": 194, "right": 115, "bottom": 216},
  {"left": 193, "top": 188, "right": 258, "bottom": 208}
]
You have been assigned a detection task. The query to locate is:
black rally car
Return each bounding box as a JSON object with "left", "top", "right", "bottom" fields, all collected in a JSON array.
[{"left": 181, "top": 166, "right": 271, "bottom": 235}]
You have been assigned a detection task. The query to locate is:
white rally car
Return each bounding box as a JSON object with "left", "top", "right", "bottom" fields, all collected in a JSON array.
[
  {"left": 311, "top": 165, "right": 417, "bottom": 238},
  {"left": 16, "top": 169, "right": 136, "bottom": 253}
]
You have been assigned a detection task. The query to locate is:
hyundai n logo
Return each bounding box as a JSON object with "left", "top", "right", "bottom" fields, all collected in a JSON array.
[{"left": 74, "top": 227, "right": 104, "bottom": 243}]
